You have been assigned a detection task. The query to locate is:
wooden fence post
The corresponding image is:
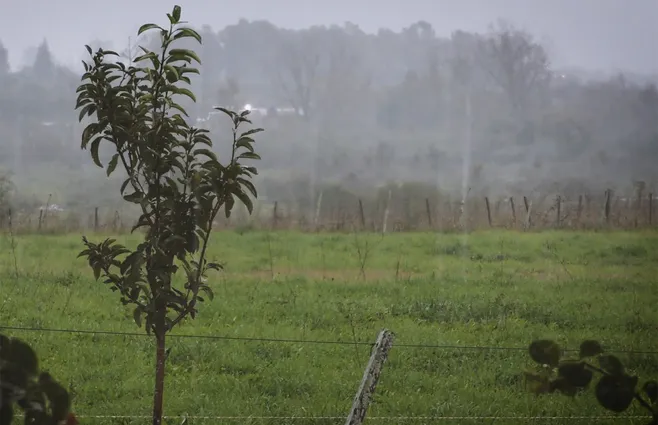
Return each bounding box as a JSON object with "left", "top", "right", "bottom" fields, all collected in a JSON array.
[
  {"left": 484, "top": 197, "right": 492, "bottom": 227},
  {"left": 113, "top": 210, "right": 121, "bottom": 232},
  {"left": 555, "top": 196, "right": 561, "bottom": 227},
  {"left": 509, "top": 197, "right": 516, "bottom": 226},
  {"left": 314, "top": 191, "right": 323, "bottom": 231},
  {"left": 344, "top": 329, "right": 395, "bottom": 425},
  {"left": 576, "top": 195, "right": 583, "bottom": 225},
  {"left": 425, "top": 198, "right": 433, "bottom": 230},
  {"left": 603, "top": 189, "right": 611, "bottom": 224},
  {"left": 272, "top": 201, "right": 279, "bottom": 230},
  {"left": 649, "top": 193, "right": 653, "bottom": 226},
  {"left": 523, "top": 197, "right": 533, "bottom": 230},
  {"left": 94, "top": 207, "right": 99, "bottom": 232},
  {"left": 358, "top": 199, "right": 366, "bottom": 230},
  {"left": 382, "top": 190, "right": 392, "bottom": 234}
]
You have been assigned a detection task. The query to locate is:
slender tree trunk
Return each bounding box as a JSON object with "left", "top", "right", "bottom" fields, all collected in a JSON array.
[{"left": 152, "top": 316, "right": 166, "bottom": 425}]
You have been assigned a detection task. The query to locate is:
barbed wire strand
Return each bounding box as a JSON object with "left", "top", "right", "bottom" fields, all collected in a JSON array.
[
  {"left": 2, "top": 324, "right": 658, "bottom": 355},
  {"left": 1, "top": 325, "right": 657, "bottom": 355},
  {"left": 14, "top": 414, "right": 656, "bottom": 421}
]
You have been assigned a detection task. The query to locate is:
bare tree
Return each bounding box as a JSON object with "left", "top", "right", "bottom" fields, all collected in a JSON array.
[
  {"left": 316, "top": 29, "right": 373, "bottom": 126},
  {"left": 217, "top": 76, "right": 241, "bottom": 109},
  {"left": 0, "top": 40, "right": 10, "bottom": 76},
  {"left": 272, "top": 30, "right": 322, "bottom": 120},
  {"left": 478, "top": 19, "right": 552, "bottom": 115}
]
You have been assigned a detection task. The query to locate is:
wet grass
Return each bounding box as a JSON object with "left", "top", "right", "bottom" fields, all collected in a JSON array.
[{"left": 1, "top": 229, "right": 657, "bottom": 425}]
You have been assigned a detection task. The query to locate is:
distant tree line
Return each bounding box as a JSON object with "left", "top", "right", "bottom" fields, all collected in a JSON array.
[{"left": 0, "top": 18, "right": 657, "bottom": 208}]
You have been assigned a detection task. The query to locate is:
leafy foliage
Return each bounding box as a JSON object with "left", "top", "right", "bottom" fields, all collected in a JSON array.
[
  {"left": 74, "top": 5, "right": 262, "bottom": 335},
  {"left": 0, "top": 333, "right": 77, "bottom": 425},
  {"left": 524, "top": 339, "right": 657, "bottom": 424},
  {"left": 73, "top": 6, "right": 262, "bottom": 425}
]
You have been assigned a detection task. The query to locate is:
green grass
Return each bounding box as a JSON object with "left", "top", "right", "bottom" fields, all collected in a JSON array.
[{"left": 1, "top": 230, "right": 657, "bottom": 425}]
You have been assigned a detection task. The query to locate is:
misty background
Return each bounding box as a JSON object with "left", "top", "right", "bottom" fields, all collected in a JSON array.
[{"left": 0, "top": 0, "right": 657, "bottom": 220}]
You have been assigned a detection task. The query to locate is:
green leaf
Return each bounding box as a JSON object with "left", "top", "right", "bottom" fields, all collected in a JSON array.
[
  {"left": 200, "top": 286, "right": 214, "bottom": 301},
  {"left": 107, "top": 154, "right": 119, "bottom": 176},
  {"left": 528, "top": 340, "right": 561, "bottom": 367},
  {"left": 642, "top": 380, "right": 657, "bottom": 403},
  {"left": 138, "top": 23, "right": 163, "bottom": 35},
  {"left": 78, "top": 103, "right": 97, "bottom": 121},
  {"left": 194, "top": 148, "right": 218, "bottom": 161},
  {"left": 239, "top": 128, "right": 264, "bottom": 138},
  {"left": 174, "top": 86, "right": 197, "bottom": 102},
  {"left": 236, "top": 137, "right": 255, "bottom": 152},
  {"left": 206, "top": 262, "right": 223, "bottom": 271},
  {"left": 233, "top": 190, "right": 254, "bottom": 214},
  {"left": 172, "top": 27, "right": 202, "bottom": 44},
  {"left": 92, "top": 264, "right": 101, "bottom": 281},
  {"left": 172, "top": 5, "right": 182, "bottom": 22},
  {"left": 90, "top": 137, "right": 103, "bottom": 168},
  {"left": 123, "top": 192, "right": 144, "bottom": 204},
  {"left": 133, "top": 307, "right": 143, "bottom": 328},
  {"left": 224, "top": 196, "right": 235, "bottom": 218},
  {"left": 598, "top": 354, "right": 625, "bottom": 376},
  {"left": 557, "top": 361, "right": 593, "bottom": 388},
  {"left": 595, "top": 375, "right": 637, "bottom": 413},
  {"left": 238, "top": 152, "right": 261, "bottom": 161},
  {"left": 169, "top": 49, "right": 201, "bottom": 64},
  {"left": 214, "top": 107, "right": 236, "bottom": 118},
  {"left": 6, "top": 337, "right": 39, "bottom": 376},
  {"left": 579, "top": 340, "right": 604, "bottom": 358}
]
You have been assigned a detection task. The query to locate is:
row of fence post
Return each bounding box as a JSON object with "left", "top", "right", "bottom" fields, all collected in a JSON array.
[
  {"left": 1, "top": 191, "right": 655, "bottom": 232},
  {"left": 267, "top": 191, "right": 655, "bottom": 231}
]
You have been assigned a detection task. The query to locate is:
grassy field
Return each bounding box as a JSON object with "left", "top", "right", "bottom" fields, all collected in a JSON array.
[{"left": 1, "top": 229, "right": 657, "bottom": 425}]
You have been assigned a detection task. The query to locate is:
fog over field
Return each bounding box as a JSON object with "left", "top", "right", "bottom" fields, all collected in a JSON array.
[
  {"left": 1, "top": 3, "right": 658, "bottom": 424},
  {"left": 0, "top": 0, "right": 657, "bottom": 212}
]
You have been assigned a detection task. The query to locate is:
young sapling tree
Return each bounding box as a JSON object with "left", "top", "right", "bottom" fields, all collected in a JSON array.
[{"left": 74, "top": 5, "right": 262, "bottom": 425}]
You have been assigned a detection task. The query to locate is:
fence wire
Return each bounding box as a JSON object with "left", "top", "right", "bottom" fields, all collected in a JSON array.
[
  {"left": 4, "top": 324, "right": 657, "bottom": 423},
  {"left": 1, "top": 325, "right": 657, "bottom": 355},
  {"left": 15, "top": 414, "right": 655, "bottom": 421}
]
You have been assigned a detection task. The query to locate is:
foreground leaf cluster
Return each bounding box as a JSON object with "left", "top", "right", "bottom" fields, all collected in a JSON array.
[
  {"left": 0, "top": 334, "right": 75, "bottom": 425},
  {"left": 525, "top": 339, "right": 657, "bottom": 424}
]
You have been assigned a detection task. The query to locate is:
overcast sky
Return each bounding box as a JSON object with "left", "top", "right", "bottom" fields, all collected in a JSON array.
[{"left": 1, "top": 0, "right": 657, "bottom": 74}]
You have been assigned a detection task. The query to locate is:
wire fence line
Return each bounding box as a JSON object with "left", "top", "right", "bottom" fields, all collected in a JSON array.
[
  {"left": 14, "top": 414, "right": 656, "bottom": 421},
  {"left": 1, "top": 325, "right": 657, "bottom": 356},
  {"left": 5, "top": 324, "right": 657, "bottom": 423}
]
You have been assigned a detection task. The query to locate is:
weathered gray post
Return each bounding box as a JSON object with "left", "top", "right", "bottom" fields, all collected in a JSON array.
[{"left": 344, "top": 329, "right": 395, "bottom": 425}]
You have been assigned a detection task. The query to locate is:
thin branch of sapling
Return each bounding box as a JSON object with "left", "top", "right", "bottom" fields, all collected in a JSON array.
[
  {"left": 395, "top": 257, "right": 401, "bottom": 282},
  {"left": 8, "top": 209, "right": 18, "bottom": 279},
  {"left": 43, "top": 193, "right": 52, "bottom": 229},
  {"left": 61, "top": 286, "right": 74, "bottom": 313},
  {"left": 338, "top": 300, "right": 361, "bottom": 363},
  {"left": 286, "top": 282, "right": 298, "bottom": 307},
  {"left": 544, "top": 241, "right": 573, "bottom": 281},
  {"left": 266, "top": 230, "right": 275, "bottom": 281},
  {"left": 395, "top": 243, "right": 402, "bottom": 282},
  {"left": 352, "top": 226, "right": 383, "bottom": 280},
  {"left": 498, "top": 237, "right": 506, "bottom": 275},
  {"left": 320, "top": 238, "right": 326, "bottom": 281}
]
